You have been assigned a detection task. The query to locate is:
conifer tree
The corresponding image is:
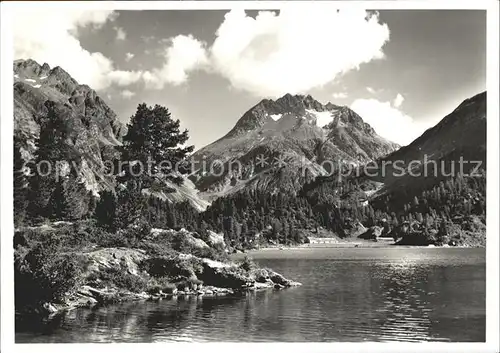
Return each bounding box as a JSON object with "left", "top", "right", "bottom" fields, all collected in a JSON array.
[
  {"left": 51, "top": 169, "right": 89, "bottom": 221},
  {"left": 95, "top": 190, "right": 118, "bottom": 230},
  {"left": 120, "top": 103, "right": 194, "bottom": 187},
  {"left": 14, "top": 136, "right": 28, "bottom": 226},
  {"left": 28, "top": 102, "right": 71, "bottom": 220}
]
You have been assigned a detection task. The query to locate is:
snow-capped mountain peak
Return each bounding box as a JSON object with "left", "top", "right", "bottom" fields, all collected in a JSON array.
[{"left": 191, "top": 93, "right": 399, "bottom": 196}]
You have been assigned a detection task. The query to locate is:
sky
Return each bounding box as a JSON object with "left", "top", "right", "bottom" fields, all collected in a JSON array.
[{"left": 13, "top": 8, "right": 486, "bottom": 148}]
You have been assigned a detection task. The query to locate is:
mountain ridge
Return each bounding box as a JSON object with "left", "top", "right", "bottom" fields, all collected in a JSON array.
[
  {"left": 14, "top": 59, "right": 126, "bottom": 196},
  {"left": 191, "top": 92, "right": 399, "bottom": 197},
  {"left": 301, "top": 90, "right": 487, "bottom": 216}
]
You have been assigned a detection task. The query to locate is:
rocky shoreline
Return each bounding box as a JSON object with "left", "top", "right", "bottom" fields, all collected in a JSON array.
[
  {"left": 17, "top": 218, "right": 483, "bottom": 318},
  {"left": 32, "top": 247, "right": 301, "bottom": 316}
]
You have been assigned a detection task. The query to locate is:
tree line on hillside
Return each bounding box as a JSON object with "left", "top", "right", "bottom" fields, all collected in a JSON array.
[
  {"left": 14, "top": 102, "right": 486, "bottom": 248},
  {"left": 304, "top": 171, "right": 486, "bottom": 241}
]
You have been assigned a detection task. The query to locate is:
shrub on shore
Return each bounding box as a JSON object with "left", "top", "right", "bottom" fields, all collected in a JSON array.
[
  {"left": 13, "top": 220, "right": 227, "bottom": 309},
  {"left": 238, "top": 256, "right": 257, "bottom": 272},
  {"left": 146, "top": 277, "right": 177, "bottom": 295},
  {"left": 14, "top": 232, "right": 87, "bottom": 308}
]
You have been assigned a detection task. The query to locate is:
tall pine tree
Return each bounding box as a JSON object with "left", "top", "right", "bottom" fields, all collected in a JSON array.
[
  {"left": 13, "top": 136, "right": 28, "bottom": 226},
  {"left": 28, "top": 102, "right": 71, "bottom": 220},
  {"left": 120, "top": 103, "right": 194, "bottom": 187}
]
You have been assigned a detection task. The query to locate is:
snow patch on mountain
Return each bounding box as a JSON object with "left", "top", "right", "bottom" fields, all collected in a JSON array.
[
  {"left": 270, "top": 114, "right": 282, "bottom": 121},
  {"left": 306, "top": 109, "right": 333, "bottom": 127}
]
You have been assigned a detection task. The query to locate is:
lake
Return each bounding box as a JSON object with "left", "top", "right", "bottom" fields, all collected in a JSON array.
[{"left": 15, "top": 247, "right": 485, "bottom": 343}]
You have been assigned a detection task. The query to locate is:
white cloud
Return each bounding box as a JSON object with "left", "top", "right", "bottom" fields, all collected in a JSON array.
[
  {"left": 366, "top": 86, "right": 376, "bottom": 94},
  {"left": 105, "top": 70, "right": 143, "bottom": 87},
  {"left": 143, "top": 34, "right": 208, "bottom": 89},
  {"left": 332, "top": 92, "right": 347, "bottom": 99},
  {"left": 208, "top": 9, "right": 390, "bottom": 97},
  {"left": 120, "top": 90, "right": 136, "bottom": 99},
  {"left": 141, "top": 9, "right": 390, "bottom": 94},
  {"left": 393, "top": 93, "right": 404, "bottom": 108},
  {"left": 350, "top": 94, "right": 428, "bottom": 145},
  {"left": 13, "top": 9, "right": 142, "bottom": 90},
  {"left": 13, "top": 7, "right": 390, "bottom": 96},
  {"left": 115, "top": 27, "right": 126, "bottom": 40}
]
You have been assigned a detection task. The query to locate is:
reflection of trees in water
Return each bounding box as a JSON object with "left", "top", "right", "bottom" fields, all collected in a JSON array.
[
  {"left": 242, "top": 291, "right": 257, "bottom": 331},
  {"left": 146, "top": 296, "right": 199, "bottom": 334},
  {"left": 17, "top": 294, "right": 253, "bottom": 342},
  {"left": 194, "top": 291, "right": 263, "bottom": 340},
  {"left": 16, "top": 313, "right": 66, "bottom": 343}
]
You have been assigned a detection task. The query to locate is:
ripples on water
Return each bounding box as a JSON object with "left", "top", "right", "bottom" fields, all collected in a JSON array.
[{"left": 15, "top": 248, "right": 485, "bottom": 343}]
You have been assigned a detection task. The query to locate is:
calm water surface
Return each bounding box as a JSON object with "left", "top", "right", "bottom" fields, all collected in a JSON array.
[{"left": 16, "top": 247, "right": 485, "bottom": 342}]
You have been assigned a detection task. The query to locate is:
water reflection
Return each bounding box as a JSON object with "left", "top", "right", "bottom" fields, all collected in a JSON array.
[{"left": 16, "top": 248, "right": 485, "bottom": 343}]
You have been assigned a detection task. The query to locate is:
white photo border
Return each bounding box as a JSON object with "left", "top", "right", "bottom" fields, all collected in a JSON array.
[{"left": 1, "top": 1, "right": 498, "bottom": 353}]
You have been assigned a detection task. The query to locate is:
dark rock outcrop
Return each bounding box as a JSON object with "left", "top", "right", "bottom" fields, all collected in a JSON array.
[{"left": 199, "top": 263, "right": 252, "bottom": 289}]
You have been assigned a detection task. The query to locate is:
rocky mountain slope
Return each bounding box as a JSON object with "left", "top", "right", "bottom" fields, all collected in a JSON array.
[
  {"left": 14, "top": 59, "right": 125, "bottom": 195},
  {"left": 304, "top": 91, "right": 487, "bottom": 210},
  {"left": 198, "top": 90, "right": 487, "bottom": 248},
  {"left": 373, "top": 91, "right": 486, "bottom": 200},
  {"left": 14, "top": 59, "right": 208, "bottom": 211},
  {"left": 191, "top": 93, "right": 399, "bottom": 198}
]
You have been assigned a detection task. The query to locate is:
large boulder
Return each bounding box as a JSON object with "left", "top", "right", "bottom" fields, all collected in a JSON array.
[
  {"left": 268, "top": 272, "right": 289, "bottom": 286},
  {"left": 251, "top": 268, "right": 269, "bottom": 283},
  {"left": 205, "top": 230, "right": 225, "bottom": 248},
  {"left": 343, "top": 218, "right": 367, "bottom": 237},
  {"left": 197, "top": 258, "right": 253, "bottom": 289},
  {"left": 266, "top": 269, "right": 301, "bottom": 287},
  {"left": 85, "top": 248, "right": 148, "bottom": 276},
  {"left": 359, "top": 226, "right": 383, "bottom": 240},
  {"left": 184, "top": 233, "right": 210, "bottom": 250}
]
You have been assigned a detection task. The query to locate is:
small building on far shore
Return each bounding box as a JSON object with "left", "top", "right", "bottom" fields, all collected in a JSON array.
[{"left": 308, "top": 237, "right": 339, "bottom": 244}]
